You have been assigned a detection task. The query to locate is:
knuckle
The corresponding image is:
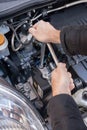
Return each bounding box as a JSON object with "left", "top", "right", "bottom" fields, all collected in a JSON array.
[
  {"left": 47, "top": 22, "right": 50, "bottom": 24},
  {"left": 58, "top": 63, "right": 62, "bottom": 67},
  {"left": 40, "top": 20, "right": 44, "bottom": 23},
  {"left": 72, "top": 84, "right": 75, "bottom": 89},
  {"left": 59, "top": 63, "right": 66, "bottom": 68},
  {"left": 68, "top": 72, "right": 72, "bottom": 77},
  {"left": 70, "top": 79, "right": 73, "bottom": 83},
  {"left": 63, "top": 63, "right": 66, "bottom": 67},
  {"left": 40, "top": 20, "right": 43, "bottom": 22}
]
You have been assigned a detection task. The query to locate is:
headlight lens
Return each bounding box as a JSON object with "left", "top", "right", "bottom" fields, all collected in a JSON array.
[
  {"left": 0, "top": 84, "right": 46, "bottom": 130},
  {"left": 83, "top": 115, "right": 87, "bottom": 127}
]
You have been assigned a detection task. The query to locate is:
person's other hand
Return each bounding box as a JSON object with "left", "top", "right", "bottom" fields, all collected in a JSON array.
[
  {"left": 51, "top": 63, "right": 75, "bottom": 96},
  {"left": 29, "top": 20, "right": 60, "bottom": 43}
]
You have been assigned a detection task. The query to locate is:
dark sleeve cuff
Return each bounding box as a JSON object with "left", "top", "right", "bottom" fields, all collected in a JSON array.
[
  {"left": 60, "top": 25, "right": 87, "bottom": 56},
  {"left": 60, "top": 28, "right": 71, "bottom": 55},
  {"left": 47, "top": 94, "right": 86, "bottom": 130},
  {"left": 60, "top": 26, "right": 78, "bottom": 56}
]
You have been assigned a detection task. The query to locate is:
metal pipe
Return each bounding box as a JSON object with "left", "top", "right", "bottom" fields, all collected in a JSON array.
[
  {"left": 39, "top": 44, "right": 46, "bottom": 68},
  {"left": 47, "top": 43, "right": 59, "bottom": 66},
  {"left": 31, "top": 0, "right": 87, "bottom": 22}
]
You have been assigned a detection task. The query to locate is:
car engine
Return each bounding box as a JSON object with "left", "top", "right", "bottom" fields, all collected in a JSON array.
[{"left": 0, "top": 0, "right": 87, "bottom": 129}]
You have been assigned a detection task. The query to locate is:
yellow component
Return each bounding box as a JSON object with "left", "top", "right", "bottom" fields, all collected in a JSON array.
[{"left": 0, "top": 34, "right": 5, "bottom": 46}]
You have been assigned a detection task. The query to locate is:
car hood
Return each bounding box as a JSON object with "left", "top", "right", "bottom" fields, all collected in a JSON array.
[{"left": 0, "top": 0, "right": 79, "bottom": 20}]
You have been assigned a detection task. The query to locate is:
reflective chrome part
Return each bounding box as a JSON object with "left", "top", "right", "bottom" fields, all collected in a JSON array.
[
  {"left": 73, "top": 87, "right": 87, "bottom": 127},
  {"left": 83, "top": 116, "right": 87, "bottom": 127},
  {"left": 0, "top": 84, "right": 46, "bottom": 130},
  {"left": 73, "top": 87, "right": 87, "bottom": 108}
]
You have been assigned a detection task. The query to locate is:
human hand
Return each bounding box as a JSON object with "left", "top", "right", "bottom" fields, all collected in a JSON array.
[
  {"left": 29, "top": 20, "right": 60, "bottom": 43},
  {"left": 51, "top": 63, "right": 75, "bottom": 96}
]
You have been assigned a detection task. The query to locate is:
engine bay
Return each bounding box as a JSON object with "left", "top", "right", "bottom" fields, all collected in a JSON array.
[{"left": 0, "top": 0, "right": 87, "bottom": 128}]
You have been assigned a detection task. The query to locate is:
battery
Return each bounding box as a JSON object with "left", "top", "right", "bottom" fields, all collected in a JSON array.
[{"left": 32, "top": 67, "right": 51, "bottom": 99}]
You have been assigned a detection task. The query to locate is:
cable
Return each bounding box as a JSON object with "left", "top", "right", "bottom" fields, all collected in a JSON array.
[
  {"left": 31, "top": 14, "right": 42, "bottom": 22},
  {"left": 3, "top": 22, "right": 23, "bottom": 51},
  {"left": 31, "top": 0, "right": 87, "bottom": 22},
  {"left": 3, "top": 22, "right": 20, "bottom": 44},
  {"left": 47, "top": 0, "right": 87, "bottom": 14},
  {"left": 11, "top": 20, "right": 29, "bottom": 52}
]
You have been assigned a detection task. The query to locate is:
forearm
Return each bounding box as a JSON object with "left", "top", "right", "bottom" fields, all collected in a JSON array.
[
  {"left": 47, "top": 94, "right": 87, "bottom": 130},
  {"left": 60, "top": 25, "right": 87, "bottom": 55},
  {"left": 29, "top": 20, "right": 87, "bottom": 55}
]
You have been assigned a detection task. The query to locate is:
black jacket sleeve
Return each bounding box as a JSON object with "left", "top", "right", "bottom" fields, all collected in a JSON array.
[
  {"left": 60, "top": 25, "right": 87, "bottom": 55},
  {"left": 47, "top": 94, "right": 87, "bottom": 130}
]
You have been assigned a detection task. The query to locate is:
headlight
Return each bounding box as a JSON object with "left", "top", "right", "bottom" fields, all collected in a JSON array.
[
  {"left": 0, "top": 83, "right": 46, "bottom": 130},
  {"left": 83, "top": 115, "right": 87, "bottom": 127}
]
